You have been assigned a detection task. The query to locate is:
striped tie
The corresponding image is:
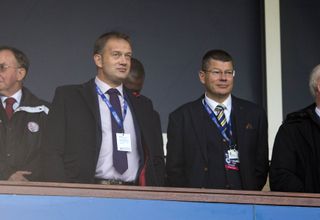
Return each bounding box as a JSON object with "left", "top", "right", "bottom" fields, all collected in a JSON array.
[{"left": 215, "top": 104, "right": 227, "bottom": 132}]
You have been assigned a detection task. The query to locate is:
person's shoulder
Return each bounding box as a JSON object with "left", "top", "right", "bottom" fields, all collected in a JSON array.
[
  {"left": 54, "top": 79, "right": 95, "bottom": 95},
  {"left": 170, "top": 96, "right": 203, "bottom": 115},
  {"left": 22, "top": 87, "right": 50, "bottom": 107},
  {"left": 283, "top": 104, "right": 314, "bottom": 125},
  {"left": 232, "top": 96, "right": 263, "bottom": 109},
  {"left": 56, "top": 80, "right": 92, "bottom": 92},
  {"left": 232, "top": 96, "right": 266, "bottom": 117}
]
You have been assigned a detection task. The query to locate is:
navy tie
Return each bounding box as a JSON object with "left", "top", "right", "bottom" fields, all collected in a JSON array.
[{"left": 107, "top": 88, "right": 128, "bottom": 174}]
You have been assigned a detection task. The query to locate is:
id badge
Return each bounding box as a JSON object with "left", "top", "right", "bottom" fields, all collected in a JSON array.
[
  {"left": 228, "top": 149, "right": 239, "bottom": 160},
  {"left": 116, "top": 133, "right": 132, "bottom": 152}
]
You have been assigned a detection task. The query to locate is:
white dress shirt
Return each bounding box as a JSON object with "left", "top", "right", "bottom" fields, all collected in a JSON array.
[
  {"left": 95, "top": 77, "right": 139, "bottom": 182},
  {"left": 204, "top": 94, "right": 232, "bottom": 122},
  {"left": 1, "top": 89, "right": 22, "bottom": 111},
  {"left": 315, "top": 106, "right": 320, "bottom": 119}
]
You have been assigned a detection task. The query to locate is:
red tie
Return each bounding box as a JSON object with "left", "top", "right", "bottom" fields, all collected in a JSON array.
[{"left": 5, "top": 97, "right": 16, "bottom": 120}]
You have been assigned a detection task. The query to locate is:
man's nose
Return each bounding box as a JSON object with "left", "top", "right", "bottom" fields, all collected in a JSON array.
[{"left": 119, "top": 55, "right": 128, "bottom": 64}]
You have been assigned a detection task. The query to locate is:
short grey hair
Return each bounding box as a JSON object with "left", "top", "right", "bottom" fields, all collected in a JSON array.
[{"left": 309, "top": 64, "right": 320, "bottom": 97}]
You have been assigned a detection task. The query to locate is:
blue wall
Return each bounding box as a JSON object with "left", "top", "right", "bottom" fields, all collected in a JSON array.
[{"left": 1, "top": 194, "right": 320, "bottom": 220}]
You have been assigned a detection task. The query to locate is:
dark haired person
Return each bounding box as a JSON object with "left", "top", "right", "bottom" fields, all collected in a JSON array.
[
  {"left": 270, "top": 64, "right": 320, "bottom": 193},
  {"left": 42, "top": 32, "right": 165, "bottom": 186},
  {"left": 0, "top": 46, "right": 49, "bottom": 181},
  {"left": 166, "top": 49, "right": 268, "bottom": 190},
  {"left": 124, "top": 58, "right": 145, "bottom": 97}
]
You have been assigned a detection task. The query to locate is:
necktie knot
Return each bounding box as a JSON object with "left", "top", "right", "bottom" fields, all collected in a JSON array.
[
  {"left": 107, "top": 88, "right": 120, "bottom": 96},
  {"left": 215, "top": 104, "right": 226, "bottom": 113},
  {"left": 5, "top": 97, "right": 16, "bottom": 106}
]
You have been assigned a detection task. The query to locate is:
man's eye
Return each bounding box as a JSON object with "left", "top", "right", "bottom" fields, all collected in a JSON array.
[{"left": 112, "top": 52, "right": 121, "bottom": 58}]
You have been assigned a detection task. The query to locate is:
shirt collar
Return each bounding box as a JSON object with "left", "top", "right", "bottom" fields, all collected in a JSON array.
[
  {"left": 315, "top": 106, "right": 320, "bottom": 118},
  {"left": 95, "top": 76, "right": 123, "bottom": 97},
  {"left": 1, "top": 89, "right": 22, "bottom": 106},
  {"left": 204, "top": 93, "right": 232, "bottom": 112}
]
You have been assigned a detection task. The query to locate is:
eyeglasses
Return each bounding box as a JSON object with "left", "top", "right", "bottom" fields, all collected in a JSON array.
[
  {"left": 204, "top": 69, "right": 235, "bottom": 78},
  {"left": 0, "top": 64, "right": 20, "bottom": 73}
]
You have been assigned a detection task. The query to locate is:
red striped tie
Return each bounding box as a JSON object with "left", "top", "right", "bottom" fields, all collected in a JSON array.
[{"left": 5, "top": 97, "right": 16, "bottom": 120}]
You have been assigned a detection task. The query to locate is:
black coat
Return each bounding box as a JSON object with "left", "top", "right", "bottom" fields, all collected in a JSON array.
[
  {"left": 0, "top": 87, "right": 49, "bottom": 181},
  {"left": 42, "top": 79, "right": 165, "bottom": 186},
  {"left": 166, "top": 95, "right": 269, "bottom": 190},
  {"left": 270, "top": 104, "right": 320, "bottom": 193}
]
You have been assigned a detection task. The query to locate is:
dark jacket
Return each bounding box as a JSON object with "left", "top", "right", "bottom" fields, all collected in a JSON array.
[
  {"left": 166, "top": 95, "right": 269, "bottom": 190},
  {"left": 42, "top": 79, "right": 165, "bottom": 186},
  {"left": 0, "top": 87, "right": 49, "bottom": 181},
  {"left": 270, "top": 104, "right": 320, "bottom": 193}
]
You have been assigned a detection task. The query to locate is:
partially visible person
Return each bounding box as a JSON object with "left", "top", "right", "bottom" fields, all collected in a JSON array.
[
  {"left": 166, "top": 49, "right": 269, "bottom": 190},
  {"left": 270, "top": 64, "right": 320, "bottom": 193},
  {"left": 123, "top": 57, "right": 162, "bottom": 185},
  {"left": 0, "top": 46, "right": 49, "bottom": 181},
  {"left": 124, "top": 58, "right": 145, "bottom": 97},
  {"left": 42, "top": 32, "right": 165, "bottom": 186}
]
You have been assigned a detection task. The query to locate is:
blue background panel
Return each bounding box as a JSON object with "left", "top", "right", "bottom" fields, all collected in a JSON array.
[
  {"left": 255, "top": 205, "right": 320, "bottom": 220},
  {"left": 0, "top": 194, "right": 253, "bottom": 220},
  {"left": 2, "top": 194, "right": 320, "bottom": 220}
]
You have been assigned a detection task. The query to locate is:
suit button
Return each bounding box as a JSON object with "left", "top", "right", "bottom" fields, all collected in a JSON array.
[
  {"left": 223, "top": 139, "right": 227, "bottom": 143},
  {"left": 7, "top": 153, "right": 11, "bottom": 157},
  {"left": 204, "top": 167, "right": 208, "bottom": 172}
]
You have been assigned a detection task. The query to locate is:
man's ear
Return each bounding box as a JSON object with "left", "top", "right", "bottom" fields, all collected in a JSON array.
[
  {"left": 94, "top": 54, "right": 103, "bottom": 68},
  {"left": 17, "top": 68, "right": 26, "bottom": 81},
  {"left": 199, "top": 70, "right": 205, "bottom": 85}
]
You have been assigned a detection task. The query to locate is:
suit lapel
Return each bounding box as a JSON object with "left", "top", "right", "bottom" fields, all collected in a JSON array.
[
  {"left": 231, "top": 97, "right": 247, "bottom": 158},
  {"left": 122, "top": 88, "right": 144, "bottom": 168},
  {"left": 78, "top": 79, "right": 102, "bottom": 150},
  {"left": 190, "top": 98, "right": 210, "bottom": 163},
  {"left": 79, "top": 79, "right": 101, "bottom": 126}
]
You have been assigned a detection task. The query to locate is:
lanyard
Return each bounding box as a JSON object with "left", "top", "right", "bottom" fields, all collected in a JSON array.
[
  {"left": 96, "top": 85, "right": 128, "bottom": 131},
  {"left": 202, "top": 99, "right": 232, "bottom": 145}
]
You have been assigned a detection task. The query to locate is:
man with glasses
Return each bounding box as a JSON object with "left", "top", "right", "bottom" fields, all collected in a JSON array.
[
  {"left": 166, "top": 49, "right": 268, "bottom": 190},
  {"left": 0, "top": 46, "right": 49, "bottom": 181},
  {"left": 42, "top": 32, "right": 165, "bottom": 186}
]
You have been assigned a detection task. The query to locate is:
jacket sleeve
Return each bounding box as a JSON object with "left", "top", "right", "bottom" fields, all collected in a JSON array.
[
  {"left": 269, "top": 125, "right": 304, "bottom": 192},
  {"left": 41, "top": 87, "right": 68, "bottom": 182},
  {"left": 255, "top": 109, "right": 269, "bottom": 190},
  {"left": 166, "top": 111, "right": 187, "bottom": 187},
  {"left": 148, "top": 110, "right": 166, "bottom": 186}
]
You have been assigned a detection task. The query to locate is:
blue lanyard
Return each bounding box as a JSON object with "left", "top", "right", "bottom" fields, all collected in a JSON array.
[
  {"left": 202, "top": 99, "right": 232, "bottom": 145},
  {"left": 96, "top": 85, "right": 128, "bottom": 131}
]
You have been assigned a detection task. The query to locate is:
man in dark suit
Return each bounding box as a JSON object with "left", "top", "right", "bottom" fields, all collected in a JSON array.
[
  {"left": 166, "top": 49, "right": 268, "bottom": 190},
  {"left": 42, "top": 32, "right": 165, "bottom": 186}
]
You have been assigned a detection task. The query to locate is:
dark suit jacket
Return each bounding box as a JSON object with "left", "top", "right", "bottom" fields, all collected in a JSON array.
[
  {"left": 166, "top": 95, "right": 268, "bottom": 190},
  {"left": 42, "top": 79, "right": 165, "bottom": 186}
]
